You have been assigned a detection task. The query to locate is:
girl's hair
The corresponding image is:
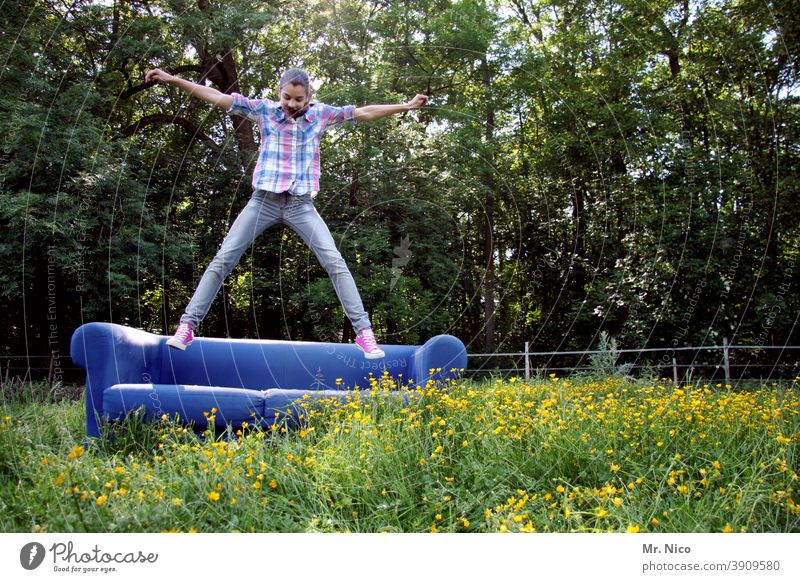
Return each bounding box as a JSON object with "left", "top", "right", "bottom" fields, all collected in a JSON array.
[{"left": 279, "top": 68, "right": 311, "bottom": 96}]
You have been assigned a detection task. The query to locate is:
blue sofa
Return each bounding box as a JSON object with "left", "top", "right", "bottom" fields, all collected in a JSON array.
[{"left": 70, "top": 322, "right": 467, "bottom": 438}]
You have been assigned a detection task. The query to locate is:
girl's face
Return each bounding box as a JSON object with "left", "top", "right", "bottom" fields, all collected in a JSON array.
[{"left": 279, "top": 82, "right": 310, "bottom": 119}]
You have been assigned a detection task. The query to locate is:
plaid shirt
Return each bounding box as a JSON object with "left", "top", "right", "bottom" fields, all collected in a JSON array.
[{"left": 227, "top": 93, "right": 355, "bottom": 195}]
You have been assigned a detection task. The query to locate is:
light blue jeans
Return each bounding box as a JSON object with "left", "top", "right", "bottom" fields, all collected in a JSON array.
[{"left": 180, "top": 190, "right": 371, "bottom": 332}]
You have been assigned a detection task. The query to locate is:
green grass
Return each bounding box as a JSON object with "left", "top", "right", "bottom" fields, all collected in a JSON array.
[{"left": 1, "top": 376, "right": 798, "bottom": 533}]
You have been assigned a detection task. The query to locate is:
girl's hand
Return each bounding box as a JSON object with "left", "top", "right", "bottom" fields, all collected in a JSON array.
[
  {"left": 145, "top": 68, "right": 173, "bottom": 84},
  {"left": 406, "top": 94, "right": 429, "bottom": 110}
]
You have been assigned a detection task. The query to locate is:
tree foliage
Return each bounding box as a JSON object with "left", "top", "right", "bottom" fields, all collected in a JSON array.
[{"left": 1, "top": 0, "right": 797, "bottom": 373}]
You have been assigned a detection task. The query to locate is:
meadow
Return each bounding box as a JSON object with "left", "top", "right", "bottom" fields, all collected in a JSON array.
[{"left": 1, "top": 374, "right": 798, "bottom": 533}]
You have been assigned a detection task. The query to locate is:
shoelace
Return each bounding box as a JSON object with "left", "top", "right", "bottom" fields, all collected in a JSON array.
[
  {"left": 360, "top": 330, "right": 378, "bottom": 350},
  {"left": 174, "top": 324, "right": 192, "bottom": 341}
]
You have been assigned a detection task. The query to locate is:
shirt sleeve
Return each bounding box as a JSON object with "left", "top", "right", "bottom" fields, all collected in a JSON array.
[
  {"left": 226, "top": 93, "right": 267, "bottom": 122},
  {"left": 320, "top": 104, "right": 356, "bottom": 128}
]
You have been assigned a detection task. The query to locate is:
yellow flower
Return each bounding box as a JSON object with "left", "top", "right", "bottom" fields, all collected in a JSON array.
[
  {"left": 67, "top": 445, "right": 84, "bottom": 459},
  {"left": 114, "top": 466, "right": 125, "bottom": 474},
  {"left": 721, "top": 524, "right": 734, "bottom": 533},
  {"left": 776, "top": 435, "right": 791, "bottom": 445},
  {"left": 95, "top": 495, "right": 108, "bottom": 506},
  {"left": 626, "top": 524, "right": 640, "bottom": 533},
  {"left": 556, "top": 485, "right": 565, "bottom": 493},
  {"left": 610, "top": 463, "right": 621, "bottom": 473},
  {"left": 208, "top": 492, "right": 220, "bottom": 502},
  {"left": 269, "top": 479, "right": 278, "bottom": 489}
]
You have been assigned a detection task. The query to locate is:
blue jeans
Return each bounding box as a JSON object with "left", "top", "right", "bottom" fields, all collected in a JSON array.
[{"left": 180, "top": 190, "right": 371, "bottom": 332}]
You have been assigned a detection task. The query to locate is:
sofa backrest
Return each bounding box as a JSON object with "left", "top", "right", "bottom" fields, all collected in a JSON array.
[{"left": 158, "top": 337, "right": 418, "bottom": 391}]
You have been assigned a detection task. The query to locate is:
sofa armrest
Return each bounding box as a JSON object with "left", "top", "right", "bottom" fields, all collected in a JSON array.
[
  {"left": 70, "top": 322, "right": 163, "bottom": 438},
  {"left": 410, "top": 334, "right": 468, "bottom": 387}
]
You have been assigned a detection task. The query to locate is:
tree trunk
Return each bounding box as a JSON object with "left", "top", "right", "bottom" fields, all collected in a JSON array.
[
  {"left": 195, "top": 0, "right": 256, "bottom": 163},
  {"left": 481, "top": 57, "right": 496, "bottom": 352}
]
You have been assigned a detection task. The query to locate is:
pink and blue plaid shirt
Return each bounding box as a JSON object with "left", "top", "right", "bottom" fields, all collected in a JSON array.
[{"left": 227, "top": 93, "right": 356, "bottom": 195}]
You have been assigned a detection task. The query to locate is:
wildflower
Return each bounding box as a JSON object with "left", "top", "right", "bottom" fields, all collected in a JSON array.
[
  {"left": 776, "top": 435, "right": 791, "bottom": 445},
  {"left": 208, "top": 492, "right": 220, "bottom": 502},
  {"left": 626, "top": 524, "right": 640, "bottom": 533},
  {"left": 721, "top": 524, "right": 734, "bottom": 533},
  {"left": 269, "top": 479, "right": 278, "bottom": 489},
  {"left": 171, "top": 498, "right": 182, "bottom": 507},
  {"left": 114, "top": 466, "right": 125, "bottom": 474},
  {"left": 67, "top": 445, "right": 84, "bottom": 459},
  {"left": 610, "top": 463, "right": 621, "bottom": 473},
  {"left": 96, "top": 495, "right": 108, "bottom": 507}
]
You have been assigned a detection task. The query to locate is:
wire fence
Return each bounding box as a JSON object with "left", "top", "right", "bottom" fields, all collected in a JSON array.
[{"left": 467, "top": 341, "right": 800, "bottom": 386}]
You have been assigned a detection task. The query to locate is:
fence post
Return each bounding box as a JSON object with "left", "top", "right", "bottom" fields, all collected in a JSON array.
[
  {"left": 47, "top": 354, "right": 55, "bottom": 387},
  {"left": 672, "top": 357, "right": 679, "bottom": 386},
  {"left": 723, "top": 337, "right": 731, "bottom": 385},
  {"left": 524, "top": 342, "right": 530, "bottom": 381}
]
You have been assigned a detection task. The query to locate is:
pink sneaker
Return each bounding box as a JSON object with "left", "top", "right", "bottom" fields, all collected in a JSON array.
[
  {"left": 355, "top": 327, "right": 385, "bottom": 359},
  {"left": 166, "top": 322, "right": 194, "bottom": 350}
]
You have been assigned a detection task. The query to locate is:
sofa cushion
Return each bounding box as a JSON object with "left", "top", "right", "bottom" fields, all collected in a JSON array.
[{"left": 104, "top": 383, "right": 265, "bottom": 427}]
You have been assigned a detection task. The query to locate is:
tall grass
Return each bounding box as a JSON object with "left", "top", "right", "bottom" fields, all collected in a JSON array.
[{"left": 1, "top": 375, "right": 798, "bottom": 533}]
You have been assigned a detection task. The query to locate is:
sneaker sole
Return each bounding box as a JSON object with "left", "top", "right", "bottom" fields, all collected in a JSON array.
[
  {"left": 356, "top": 344, "right": 385, "bottom": 359},
  {"left": 166, "top": 338, "right": 191, "bottom": 351}
]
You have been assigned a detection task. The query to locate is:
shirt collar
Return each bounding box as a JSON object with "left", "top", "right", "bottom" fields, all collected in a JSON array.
[{"left": 274, "top": 102, "right": 316, "bottom": 122}]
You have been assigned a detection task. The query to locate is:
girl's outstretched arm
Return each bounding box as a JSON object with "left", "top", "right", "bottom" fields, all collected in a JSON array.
[
  {"left": 145, "top": 68, "right": 234, "bottom": 110},
  {"left": 353, "top": 94, "right": 429, "bottom": 122}
]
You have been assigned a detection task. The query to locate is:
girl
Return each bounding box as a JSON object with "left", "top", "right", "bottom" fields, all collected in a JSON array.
[{"left": 144, "top": 67, "right": 428, "bottom": 358}]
